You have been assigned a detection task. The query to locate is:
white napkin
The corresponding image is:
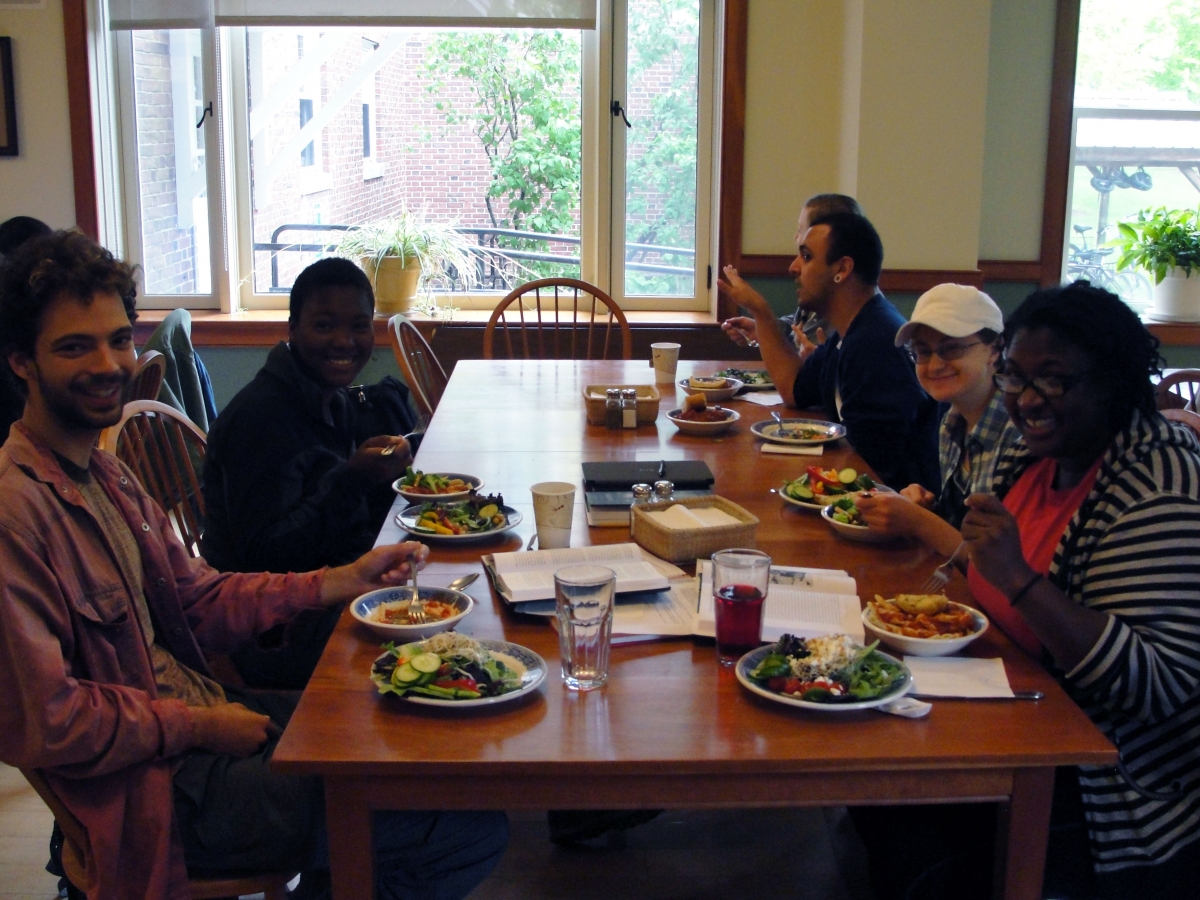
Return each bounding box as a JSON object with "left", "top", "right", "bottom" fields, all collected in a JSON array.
[
  {"left": 645, "top": 504, "right": 741, "bottom": 530},
  {"left": 761, "top": 443, "right": 824, "bottom": 456},
  {"left": 742, "top": 391, "right": 785, "bottom": 406},
  {"left": 905, "top": 657, "right": 1014, "bottom": 698}
]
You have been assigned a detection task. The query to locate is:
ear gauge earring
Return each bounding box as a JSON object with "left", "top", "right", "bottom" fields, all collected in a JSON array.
[{"left": 834, "top": 274, "right": 842, "bottom": 283}]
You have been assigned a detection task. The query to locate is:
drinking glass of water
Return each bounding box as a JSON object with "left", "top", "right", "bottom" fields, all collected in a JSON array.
[
  {"left": 711, "top": 549, "right": 770, "bottom": 666},
  {"left": 554, "top": 564, "right": 617, "bottom": 691}
]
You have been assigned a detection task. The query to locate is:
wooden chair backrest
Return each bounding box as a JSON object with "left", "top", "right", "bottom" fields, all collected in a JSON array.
[
  {"left": 388, "top": 314, "right": 448, "bottom": 426},
  {"left": 1155, "top": 369, "right": 1200, "bottom": 412},
  {"left": 483, "top": 278, "right": 633, "bottom": 361},
  {"left": 1163, "top": 406, "right": 1200, "bottom": 440},
  {"left": 21, "top": 767, "right": 295, "bottom": 900},
  {"left": 98, "top": 400, "right": 207, "bottom": 557},
  {"left": 127, "top": 349, "right": 166, "bottom": 403}
]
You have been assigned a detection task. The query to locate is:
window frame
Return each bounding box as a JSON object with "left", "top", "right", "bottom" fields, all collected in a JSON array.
[{"left": 94, "top": 1, "right": 724, "bottom": 316}]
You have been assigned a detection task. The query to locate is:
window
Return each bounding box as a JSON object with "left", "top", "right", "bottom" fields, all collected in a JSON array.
[
  {"left": 1066, "top": 0, "right": 1200, "bottom": 312},
  {"left": 105, "top": 2, "right": 721, "bottom": 314}
]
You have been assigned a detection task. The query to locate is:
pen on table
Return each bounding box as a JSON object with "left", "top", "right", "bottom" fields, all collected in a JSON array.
[{"left": 658, "top": 459, "right": 666, "bottom": 479}]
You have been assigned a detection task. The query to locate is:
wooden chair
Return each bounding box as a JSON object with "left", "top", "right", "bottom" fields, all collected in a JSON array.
[
  {"left": 1155, "top": 369, "right": 1200, "bottom": 412},
  {"left": 388, "top": 314, "right": 448, "bottom": 426},
  {"left": 1163, "top": 407, "right": 1200, "bottom": 440},
  {"left": 21, "top": 768, "right": 294, "bottom": 900},
  {"left": 98, "top": 400, "right": 207, "bottom": 558},
  {"left": 126, "top": 349, "right": 166, "bottom": 403},
  {"left": 483, "top": 278, "right": 633, "bottom": 360}
]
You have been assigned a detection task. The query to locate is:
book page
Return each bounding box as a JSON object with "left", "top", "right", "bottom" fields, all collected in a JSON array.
[
  {"left": 491, "top": 542, "right": 643, "bottom": 573},
  {"left": 499, "top": 559, "right": 665, "bottom": 599},
  {"left": 612, "top": 580, "right": 698, "bottom": 636}
]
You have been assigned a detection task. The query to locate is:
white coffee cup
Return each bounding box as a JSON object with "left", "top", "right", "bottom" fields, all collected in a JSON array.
[
  {"left": 531, "top": 481, "right": 576, "bottom": 550},
  {"left": 651, "top": 342, "right": 681, "bottom": 384}
]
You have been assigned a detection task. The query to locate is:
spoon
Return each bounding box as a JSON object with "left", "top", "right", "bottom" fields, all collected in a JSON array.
[
  {"left": 770, "top": 411, "right": 794, "bottom": 437},
  {"left": 445, "top": 573, "right": 479, "bottom": 592}
]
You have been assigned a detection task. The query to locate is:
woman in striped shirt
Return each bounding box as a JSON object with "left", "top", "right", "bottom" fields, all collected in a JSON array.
[{"left": 964, "top": 281, "right": 1200, "bottom": 897}]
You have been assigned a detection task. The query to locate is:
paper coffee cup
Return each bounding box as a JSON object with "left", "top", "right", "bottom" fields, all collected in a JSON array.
[
  {"left": 531, "top": 481, "right": 575, "bottom": 550},
  {"left": 651, "top": 342, "right": 681, "bottom": 384}
]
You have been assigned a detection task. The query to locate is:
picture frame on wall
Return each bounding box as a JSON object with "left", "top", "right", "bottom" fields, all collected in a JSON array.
[{"left": 0, "top": 37, "right": 17, "bottom": 157}]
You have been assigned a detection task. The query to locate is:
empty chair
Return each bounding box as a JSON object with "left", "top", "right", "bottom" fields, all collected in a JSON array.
[
  {"left": 1163, "top": 406, "right": 1200, "bottom": 440},
  {"left": 483, "top": 278, "right": 633, "bottom": 360},
  {"left": 21, "top": 767, "right": 294, "bottom": 900},
  {"left": 388, "top": 313, "right": 448, "bottom": 426},
  {"left": 126, "top": 349, "right": 166, "bottom": 402},
  {"left": 1155, "top": 369, "right": 1200, "bottom": 411},
  {"left": 98, "top": 400, "right": 207, "bottom": 557}
]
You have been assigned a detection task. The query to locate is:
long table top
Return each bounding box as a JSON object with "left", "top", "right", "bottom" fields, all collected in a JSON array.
[{"left": 273, "top": 359, "right": 1115, "bottom": 783}]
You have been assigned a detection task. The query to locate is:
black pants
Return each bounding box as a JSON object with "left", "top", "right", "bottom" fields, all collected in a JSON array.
[
  {"left": 230, "top": 606, "right": 343, "bottom": 689},
  {"left": 173, "top": 689, "right": 509, "bottom": 899}
]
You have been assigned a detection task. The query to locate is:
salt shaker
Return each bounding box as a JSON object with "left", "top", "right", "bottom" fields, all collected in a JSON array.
[
  {"left": 630, "top": 483, "right": 653, "bottom": 537},
  {"left": 620, "top": 389, "right": 638, "bottom": 429},
  {"left": 653, "top": 480, "right": 675, "bottom": 502},
  {"left": 604, "top": 389, "right": 622, "bottom": 429}
]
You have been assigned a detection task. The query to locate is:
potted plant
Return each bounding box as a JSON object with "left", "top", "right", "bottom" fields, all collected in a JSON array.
[
  {"left": 336, "top": 211, "right": 478, "bottom": 315},
  {"left": 1112, "top": 207, "right": 1200, "bottom": 322}
]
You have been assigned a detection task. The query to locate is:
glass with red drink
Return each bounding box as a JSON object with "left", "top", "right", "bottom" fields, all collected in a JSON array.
[{"left": 711, "top": 548, "right": 770, "bottom": 666}]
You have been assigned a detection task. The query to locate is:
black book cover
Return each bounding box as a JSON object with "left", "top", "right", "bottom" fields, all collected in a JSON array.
[{"left": 581, "top": 460, "right": 715, "bottom": 491}]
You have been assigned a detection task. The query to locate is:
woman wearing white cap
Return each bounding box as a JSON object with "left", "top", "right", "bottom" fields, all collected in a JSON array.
[{"left": 857, "top": 283, "right": 1020, "bottom": 553}]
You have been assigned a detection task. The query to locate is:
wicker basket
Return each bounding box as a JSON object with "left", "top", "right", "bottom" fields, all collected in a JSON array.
[
  {"left": 631, "top": 494, "right": 759, "bottom": 565},
  {"left": 583, "top": 384, "right": 661, "bottom": 426}
]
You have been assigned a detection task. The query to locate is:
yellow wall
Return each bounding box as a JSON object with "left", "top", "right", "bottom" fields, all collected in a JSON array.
[{"left": 0, "top": 0, "right": 76, "bottom": 229}]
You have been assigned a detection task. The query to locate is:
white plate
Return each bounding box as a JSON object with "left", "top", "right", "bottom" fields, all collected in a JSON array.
[
  {"left": 751, "top": 418, "right": 846, "bottom": 445},
  {"left": 862, "top": 603, "right": 989, "bottom": 657},
  {"left": 677, "top": 376, "right": 744, "bottom": 402},
  {"left": 735, "top": 645, "right": 912, "bottom": 711},
  {"left": 714, "top": 369, "right": 775, "bottom": 391},
  {"left": 370, "top": 640, "right": 547, "bottom": 707},
  {"left": 392, "top": 472, "right": 482, "bottom": 503},
  {"left": 666, "top": 407, "right": 740, "bottom": 436},
  {"left": 820, "top": 504, "right": 891, "bottom": 543},
  {"left": 779, "top": 480, "right": 893, "bottom": 513},
  {"left": 396, "top": 503, "right": 523, "bottom": 542}
]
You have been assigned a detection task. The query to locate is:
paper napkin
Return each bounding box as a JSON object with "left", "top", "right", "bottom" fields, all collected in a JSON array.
[
  {"left": 761, "top": 443, "right": 823, "bottom": 456},
  {"left": 741, "top": 391, "right": 785, "bottom": 406},
  {"left": 905, "top": 657, "right": 1014, "bottom": 698}
]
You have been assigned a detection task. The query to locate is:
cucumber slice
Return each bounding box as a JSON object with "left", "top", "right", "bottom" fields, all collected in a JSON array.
[
  {"left": 789, "top": 483, "right": 814, "bottom": 500},
  {"left": 392, "top": 662, "right": 421, "bottom": 685},
  {"left": 856, "top": 474, "right": 876, "bottom": 490},
  {"left": 838, "top": 468, "right": 858, "bottom": 485},
  {"left": 478, "top": 503, "right": 499, "bottom": 520},
  {"left": 410, "top": 652, "right": 442, "bottom": 674}
]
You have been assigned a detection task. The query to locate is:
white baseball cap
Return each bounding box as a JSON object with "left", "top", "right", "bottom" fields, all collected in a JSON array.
[{"left": 894, "top": 283, "right": 1004, "bottom": 347}]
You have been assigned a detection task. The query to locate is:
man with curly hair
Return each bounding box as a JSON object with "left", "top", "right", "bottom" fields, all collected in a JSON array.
[{"left": 0, "top": 231, "right": 507, "bottom": 900}]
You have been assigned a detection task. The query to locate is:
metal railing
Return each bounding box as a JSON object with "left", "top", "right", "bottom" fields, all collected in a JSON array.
[{"left": 252, "top": 223, "right": 695, "bottom": 292}]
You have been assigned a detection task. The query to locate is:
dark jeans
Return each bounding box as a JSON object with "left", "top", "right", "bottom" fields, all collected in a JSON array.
[{"left": 174, "top": 689, "right": 509, "bottom": 899}]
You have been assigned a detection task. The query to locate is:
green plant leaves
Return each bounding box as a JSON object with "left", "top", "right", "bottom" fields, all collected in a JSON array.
[{"left": 1109, "top": 207, "right": 1200, "bottom": 284}]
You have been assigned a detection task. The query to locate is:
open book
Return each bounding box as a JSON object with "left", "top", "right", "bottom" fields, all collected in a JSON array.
[
  {"left": 694, "top": 561, "right": 864, "bottom": 644},
  {"left": 484, "top": 543, "right": 670, "bottom": 604}
]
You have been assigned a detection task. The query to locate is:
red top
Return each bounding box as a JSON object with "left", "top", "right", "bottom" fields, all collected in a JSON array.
[{"left": 968, "top": 456, "right": 1103, "bottom": 657}]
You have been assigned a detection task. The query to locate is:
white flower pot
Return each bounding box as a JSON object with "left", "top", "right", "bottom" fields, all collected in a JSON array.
[{"left": 1150, "top": 268, "right": 1200, "bottom": 323}]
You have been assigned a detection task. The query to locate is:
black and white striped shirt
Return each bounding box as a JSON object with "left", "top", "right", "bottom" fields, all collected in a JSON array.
[{"left": 991, "top": 410, "right": 1200, "bottom": 872}]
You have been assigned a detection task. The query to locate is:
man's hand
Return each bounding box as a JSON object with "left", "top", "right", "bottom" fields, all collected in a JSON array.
[
  {"left": 899, "top": 484, "right": 936, "bottom": 509},
  {"left": 717, "top": 266, "right": 772, "bottom": 316},
  {"left": 720, "top": 315, "right": 758, "bottom": 347},
  {"left": 961, "top": 493, "right": 1035, "bottom": 596},
  {"left": 793, "top": 326, "right": 826, "bottom": 364},
  {"left": 190, "top": 703, "right": 279, "bottom": 757},
  {"left": 347, "top": 436, "right": 412, "bottom": 485},
  {"left": 320, "top": 541, "right": 430, "bottom": 606}
]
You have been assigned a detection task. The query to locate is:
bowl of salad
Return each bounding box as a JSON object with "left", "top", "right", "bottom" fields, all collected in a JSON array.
[
  {"left": 780, "top": 467, "right": 876, "bottom": 511},
  {"left": 393, "top": 468, "right": 482, "bottom": 502},
  {"left": 352, "top": 585, "right": 474, "bottom": 640},
  {"left": 736, "top": 633, "right": 911, "bottom": 710},
  {"left": 396, "top": 494, "right": 522, "bottom": 541},
  {"left": 370, "top": 632, "right": 547, "bottom": 706},
  {"left": 714, "top": 367, "right": 774, "bottom": 390},
  {"left": 820, "top": 494, "right": 890, "bottom": 543}
]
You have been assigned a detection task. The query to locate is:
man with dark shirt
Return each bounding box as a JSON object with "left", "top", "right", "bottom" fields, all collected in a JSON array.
[{"left": 718, "top": 212, "right": 940, "bottom": 491}]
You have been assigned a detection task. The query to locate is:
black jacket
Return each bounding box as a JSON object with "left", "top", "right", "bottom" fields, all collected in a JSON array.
[{"left": 201, "top": 342, "right": 413, "bottom": 573}]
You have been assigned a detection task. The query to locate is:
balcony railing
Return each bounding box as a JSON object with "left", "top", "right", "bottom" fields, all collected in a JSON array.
[{"left": 252, "top": 223, "right": 695, "bottom": 292}]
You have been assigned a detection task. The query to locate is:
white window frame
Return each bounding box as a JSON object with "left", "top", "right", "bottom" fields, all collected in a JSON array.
[
  {"left": 361, "top": 37, "right": 382, "bottom": 181},
  {"left": 101, "top": 2, "right": 724, "bottom": 315}
]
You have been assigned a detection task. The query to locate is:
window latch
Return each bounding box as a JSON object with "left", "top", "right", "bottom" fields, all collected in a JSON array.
[
  {"left": 610, "top": 100, "right": 632, "bottom": 129},
  {"left": 196, "top": 102, "right": 212, "bottom": 129}
]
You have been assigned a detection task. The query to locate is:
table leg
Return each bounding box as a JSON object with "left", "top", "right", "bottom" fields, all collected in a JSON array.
[
  {"left": 326, "top": 778, "right": 374, "bottom": 900},
  {"left": 995, "top": 767, "right": 1056, "bottom": 900}
]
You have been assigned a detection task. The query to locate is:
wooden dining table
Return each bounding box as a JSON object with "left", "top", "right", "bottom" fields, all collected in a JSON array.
[{"left": 272, "top": 359, "right": 1117, "bottom": 900}]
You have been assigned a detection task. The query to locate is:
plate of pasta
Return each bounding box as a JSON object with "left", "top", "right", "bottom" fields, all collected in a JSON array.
[{"left": 862, "top": 594, "right": 988, "bottom": 657}]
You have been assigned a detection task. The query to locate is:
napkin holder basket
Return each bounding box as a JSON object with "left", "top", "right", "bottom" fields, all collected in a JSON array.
[
  {"left": 631, "top": 494, "right": 758, "bottom": 564},
  {"left": 583, "top": 384, "right": 661, "bottom": 426}
]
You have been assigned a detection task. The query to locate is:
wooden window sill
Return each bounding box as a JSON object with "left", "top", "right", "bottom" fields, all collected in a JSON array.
[{"left": 132, "top": 309, "right": 725, "bottom": 347}]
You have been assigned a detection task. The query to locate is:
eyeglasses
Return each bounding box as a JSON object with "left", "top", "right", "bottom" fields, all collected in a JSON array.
[
  {"left": 907, "top": 340, "right": 984, "bottom": 364},
  {"left": 992, "top": 370, "right": 1091, "bottom": 401}
]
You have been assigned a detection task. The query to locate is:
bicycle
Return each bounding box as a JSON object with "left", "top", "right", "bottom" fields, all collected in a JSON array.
[{"left": 1067, "top": 225, "right": 1152, "bottom": 306}]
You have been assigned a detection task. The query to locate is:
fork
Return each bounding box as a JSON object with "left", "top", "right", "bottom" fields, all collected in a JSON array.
[
  {"left": 408, "top": 559, "right": 426, "bottom": 624},
  {"left": 921, "top": 541, "right": 967, "bottom": 593}
]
